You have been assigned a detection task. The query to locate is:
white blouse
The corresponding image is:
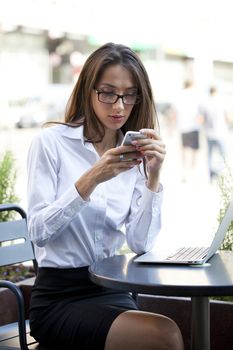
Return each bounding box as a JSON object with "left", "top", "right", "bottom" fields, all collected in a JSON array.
[{"left": 27, "top": 124, "right": 163, "bottom": 268}]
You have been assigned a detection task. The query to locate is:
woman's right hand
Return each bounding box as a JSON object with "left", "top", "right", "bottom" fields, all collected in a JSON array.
[
  {"left": 75, "top": 145, "right": 142, "bottom": 200},
  {"left": 93, "top": 145, "right": 143, "bottom": 183}
]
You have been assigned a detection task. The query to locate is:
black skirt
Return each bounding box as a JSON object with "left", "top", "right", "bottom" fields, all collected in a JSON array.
[{"left": 29, "top": 266, "right": 138, "bottom": 350}]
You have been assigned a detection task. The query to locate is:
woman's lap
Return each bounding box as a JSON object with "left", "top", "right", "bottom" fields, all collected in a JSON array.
[
  {"left": 29, "top": 267, "right": 138, "bottom": 350},
  {"left": 30, "top": 300, "right": 129, "bottom": 349}
]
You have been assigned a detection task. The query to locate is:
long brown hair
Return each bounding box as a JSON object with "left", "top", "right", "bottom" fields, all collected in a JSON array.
[{"left": 64, "top": 42, "right": 159, "bottom": 142}]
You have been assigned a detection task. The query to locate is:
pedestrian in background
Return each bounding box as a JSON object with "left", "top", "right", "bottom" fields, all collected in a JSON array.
[
  {"left": 200, "top": 86, "right": 229, "bottom": 181},
  {"left": 173, "top": 79, "right": 202, "bottom": 181}
]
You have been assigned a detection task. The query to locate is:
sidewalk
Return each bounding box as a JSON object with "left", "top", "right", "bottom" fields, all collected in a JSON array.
[{"left": 155, "top": 124, "right": 233, "bottom": 249}]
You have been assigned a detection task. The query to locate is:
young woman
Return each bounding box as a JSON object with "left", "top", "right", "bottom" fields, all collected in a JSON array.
[{"left": 27, "top": 42, "right": 184, "bottom": 350}]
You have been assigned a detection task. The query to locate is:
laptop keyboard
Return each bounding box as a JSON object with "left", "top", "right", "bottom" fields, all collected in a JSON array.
[{"left": 166, "top": 247, "right": 209, "bottom": 262}]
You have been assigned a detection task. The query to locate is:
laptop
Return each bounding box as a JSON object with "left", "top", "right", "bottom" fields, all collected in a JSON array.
[{"left": 134, "top": 198, "right": 233, "bottom": 265}]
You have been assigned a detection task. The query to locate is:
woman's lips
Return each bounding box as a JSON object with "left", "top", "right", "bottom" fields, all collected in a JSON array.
[{"left": 109, "top": 115, "right": 124, "bottom": 123}]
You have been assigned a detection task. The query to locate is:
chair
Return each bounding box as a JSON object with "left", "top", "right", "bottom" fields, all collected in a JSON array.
[{"left": 0, "top": 203, "right": 49, "bottom": 350}]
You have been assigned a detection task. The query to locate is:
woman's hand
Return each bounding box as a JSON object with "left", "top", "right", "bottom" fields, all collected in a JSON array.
[
  {"left": 75, "top": 145, "right": 142, "bottom": 200},
  {"left": 131, "top": 128, "right": 166, "bottom": 191},
  {"left": 92, "top": 145, "right": 143, "bottom": 183}
]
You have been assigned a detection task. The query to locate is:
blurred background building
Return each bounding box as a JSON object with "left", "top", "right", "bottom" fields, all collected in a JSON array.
[
  {"left": 0, "top": 0, "right": 233, "bottom": 246},
  {"left": 0, "top": 0, "right": 233, "bottom": 128}
]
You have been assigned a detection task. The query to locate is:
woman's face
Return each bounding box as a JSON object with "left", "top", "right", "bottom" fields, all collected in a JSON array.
[{"left": 91, "top": 64, "right": 137, "bottom": 132}]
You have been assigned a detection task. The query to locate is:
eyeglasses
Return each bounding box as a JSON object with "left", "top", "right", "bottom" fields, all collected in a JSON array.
[{"left": 94, "top": 90, "right": 140, "bottom": 105}]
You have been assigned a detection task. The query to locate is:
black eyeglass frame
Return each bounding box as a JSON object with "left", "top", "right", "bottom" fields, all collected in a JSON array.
[{"left": 94, "top": 89, "right": 140, "bottom": 105}]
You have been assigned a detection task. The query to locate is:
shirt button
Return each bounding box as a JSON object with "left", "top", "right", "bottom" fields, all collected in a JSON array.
[
  {"left": 66, "top": 208, "right": 73, "bottom": 216},
  {"left": 96, "top": 233, "right": 101, "bottom": 241}
]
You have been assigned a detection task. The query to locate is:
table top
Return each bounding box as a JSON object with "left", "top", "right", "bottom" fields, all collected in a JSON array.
[{"left": 89, "top": 251, "right": 233, "bottom": 297}]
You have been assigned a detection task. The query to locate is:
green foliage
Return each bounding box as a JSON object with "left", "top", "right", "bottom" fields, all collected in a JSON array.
[
  {"left": 211, "top": 295, "right": 233, "bottom": 302},
  {"left": 217, "top": 164, "right": 233, "bottom": 251},
  {"left": 0, "top": 150, "right": 19, "bottom": 222},
  {"left": 0, "top": 150, "right": 33, "bottom": 281}
]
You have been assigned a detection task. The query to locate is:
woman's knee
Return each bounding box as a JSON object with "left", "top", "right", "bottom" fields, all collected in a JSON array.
[
  {"left": 142, "top": 311, "right": 183, "bottom": 350},
  {"left": 105, "top": 310, "right": 184, "bottom": 350},
  {"left": 152, "top": 313, "right": 184, "bottom": 349}
]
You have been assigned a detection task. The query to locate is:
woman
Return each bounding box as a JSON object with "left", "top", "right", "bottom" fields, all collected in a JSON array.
[{"left": 27, "top": 42, "right": 184, "bottom": 350}]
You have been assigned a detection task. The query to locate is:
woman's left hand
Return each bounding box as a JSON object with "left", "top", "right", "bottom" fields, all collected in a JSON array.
[{"left": 132, "top": 128, "right": 166, "bottom": 175}]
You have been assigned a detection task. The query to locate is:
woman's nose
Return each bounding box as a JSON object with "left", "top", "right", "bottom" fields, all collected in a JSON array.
[{"left": 113, "top": 96, "right": 124, "bottom": 110}]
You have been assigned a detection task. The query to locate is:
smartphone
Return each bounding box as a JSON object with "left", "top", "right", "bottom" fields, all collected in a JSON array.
[{"left": 121, "top": 131, "right": 146, "bottom": 146}]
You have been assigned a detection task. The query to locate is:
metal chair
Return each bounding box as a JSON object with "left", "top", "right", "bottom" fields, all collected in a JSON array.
[{"left": 0, "top": 203, "right": 48, "bottom": 350}]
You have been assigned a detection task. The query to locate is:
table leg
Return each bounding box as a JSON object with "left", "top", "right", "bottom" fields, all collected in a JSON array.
[{"left": 191, "top": 296, "right": 210, "bottom": 350}]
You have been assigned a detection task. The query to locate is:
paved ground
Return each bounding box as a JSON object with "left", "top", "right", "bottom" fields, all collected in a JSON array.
[{"left": 1, "top": 124, "right": 232, "bottom": 250}]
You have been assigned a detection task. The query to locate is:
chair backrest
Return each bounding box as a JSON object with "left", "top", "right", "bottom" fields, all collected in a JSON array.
[{"left": 0, "top": 204, "right": 36, "bottom": 268}]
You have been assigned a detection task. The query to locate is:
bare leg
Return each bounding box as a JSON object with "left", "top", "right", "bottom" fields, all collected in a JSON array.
[
  {"left": 181, "top": 147, "right": 189, "bottom": 181},
  {"left": 191, "top": 149, "right": 198, "bottom": 169},
  {"left": 105, "top": 310, "right": 184, "bottom": 350}
]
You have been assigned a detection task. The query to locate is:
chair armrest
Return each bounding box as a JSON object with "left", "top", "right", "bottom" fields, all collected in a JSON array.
[
  {"left": 0, "top": 280, "right": 29, "bottom": 350},
  {"left": 0, "top": 203, "right": 27, "bottom": 219}
]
